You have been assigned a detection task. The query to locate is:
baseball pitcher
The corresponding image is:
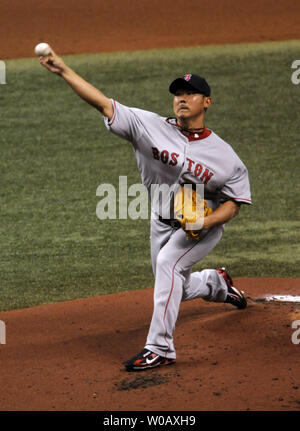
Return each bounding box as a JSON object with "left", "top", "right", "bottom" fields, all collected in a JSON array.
[{"left": 39, "top": 48, "right": 251, "bottom": 372}]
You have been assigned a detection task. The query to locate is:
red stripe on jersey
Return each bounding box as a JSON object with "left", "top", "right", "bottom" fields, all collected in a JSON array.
[
  {"left": 233, "top": 198, "right": 252, "bottom": 203},
  {"left": 108, "top": 99, "right": 117, "bottom": 126}
]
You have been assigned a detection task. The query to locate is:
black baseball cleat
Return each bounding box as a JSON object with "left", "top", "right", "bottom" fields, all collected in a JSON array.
[
  {"left": 124, "top": 348, "right": 176, "bottom": 372},
  {"left": 217, "top": 267, "right": 247, "bottom": 309}
]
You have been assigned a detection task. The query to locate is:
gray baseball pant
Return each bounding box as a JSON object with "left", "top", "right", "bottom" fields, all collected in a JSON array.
[{"left": 144, "top": 217, "right": 228, "bottom": 359}]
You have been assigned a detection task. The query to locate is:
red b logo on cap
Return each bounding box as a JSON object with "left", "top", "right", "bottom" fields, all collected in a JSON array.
[{"left": 184, "top": 74, "right": 192, "bottom": 81}]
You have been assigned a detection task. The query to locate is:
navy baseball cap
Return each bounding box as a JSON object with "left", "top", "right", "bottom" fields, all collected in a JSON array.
[{"left": 169, "top": 73, "right": 211, "bottom": 96}]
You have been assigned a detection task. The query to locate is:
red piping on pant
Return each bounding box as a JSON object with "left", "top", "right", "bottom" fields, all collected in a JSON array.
[{"left": 163, "top": 241, "right": 199, "bottom": 356}]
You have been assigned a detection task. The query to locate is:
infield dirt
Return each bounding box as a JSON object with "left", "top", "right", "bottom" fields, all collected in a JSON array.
[
  {"left": 1, "top": 0, "right": 300, "bottom": 59},
  {"left": 0, "top": 279, "right": 300, "bottom": 411}
]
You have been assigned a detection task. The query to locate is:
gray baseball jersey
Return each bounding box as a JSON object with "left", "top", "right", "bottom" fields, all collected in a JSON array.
[{"left": 104, "top": 99, "right": 251, "bottom": 359}]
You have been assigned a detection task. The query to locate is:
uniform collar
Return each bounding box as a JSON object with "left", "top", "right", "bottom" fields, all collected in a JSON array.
[
  {"left": 165, "top": 117, "right": 211, "bottom": 141},
  {"left": 179, "top": 127, "right": 212, "bottom": 142}
]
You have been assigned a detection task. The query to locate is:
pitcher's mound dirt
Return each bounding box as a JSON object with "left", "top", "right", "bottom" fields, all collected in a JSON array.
[{"left": 0, "top": 278, "right": 299, "bottom": 411}]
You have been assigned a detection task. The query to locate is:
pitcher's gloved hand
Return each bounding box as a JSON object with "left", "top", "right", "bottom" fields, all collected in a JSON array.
[{"left": 174, "top": 184, "right": 212, "bottom": 240}]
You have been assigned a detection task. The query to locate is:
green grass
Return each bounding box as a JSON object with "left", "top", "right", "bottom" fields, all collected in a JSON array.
[{"left": 1, "top": 40, "right": 300, "bottom": 311}]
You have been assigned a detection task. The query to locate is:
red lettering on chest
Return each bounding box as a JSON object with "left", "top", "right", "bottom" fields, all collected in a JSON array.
[
  {"left": 194, "top": 163, "right": 202, "bottom": 176},
  {"left": 186, "top": 158, "right": 195, "bottom": 171},
  {"left": 151, "top": 147, "right": 214, "bottom": 184},
  {"left": 169, "top": 152, "right": 179, "bottom": 166},
  {"left": 152, "top": 147, "right": 160, "bottom": 160},
  {"left": 161, "top": 150, "right": 169, "bottom": 164},
  {"left": 200, "top": 168, "right": 214, "bottom": 184},
  {"left": 185, "top": 158, "right": 214, "bottom": 183},
  {"left": 151, "top": 147, "right": 179, "bottom": 167}
]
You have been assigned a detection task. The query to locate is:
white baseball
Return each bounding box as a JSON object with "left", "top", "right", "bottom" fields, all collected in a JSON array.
[{"left": 34, "top": 42, "right": 51, "bottom": 56}]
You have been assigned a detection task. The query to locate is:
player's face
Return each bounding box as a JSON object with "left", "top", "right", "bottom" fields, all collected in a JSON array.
[{"left": 173, "top": 89, "right": 211, "bottom": 121}]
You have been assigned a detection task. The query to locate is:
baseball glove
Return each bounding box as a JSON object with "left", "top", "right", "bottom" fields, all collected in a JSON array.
[{"left": 174, "top": 184, "right": 212, "bottom": 240}]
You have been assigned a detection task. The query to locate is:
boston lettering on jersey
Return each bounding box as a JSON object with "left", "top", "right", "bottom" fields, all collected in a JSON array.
[
  {"left": 151, "top": 146, "right": 214, "bottom": 184},
  {"left": 151, "top": 147, "right": 179, "bottom": 166},
  {"left": 186, "top": 157, "right": 214, "bottom": 184}
]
